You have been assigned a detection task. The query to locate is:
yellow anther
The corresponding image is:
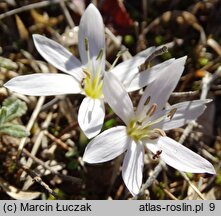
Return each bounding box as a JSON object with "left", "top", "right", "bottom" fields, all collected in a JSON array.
[
  {"left": 144, "top": 96, "right": 151, "bottom": 106},
  {"left": 146, "top": 103, "right": 157, "bottom": 117},
  {"left": 84, "top": 37, "right": 89, "bottom": 51},
  {"left": 82, "top": 68, "right": 91, "bottom": 78},
  {"left": 167, "top": 108, "right": 177, "bottom": 120},
  {"left": 96, "top": 48, "right": 104, "bottom": 60},
  {"left": 138, "top": 46, "right": 168, "bottom": 72},
  {"left": 154, "top": 128, "right": 166, "bottom": 137}
]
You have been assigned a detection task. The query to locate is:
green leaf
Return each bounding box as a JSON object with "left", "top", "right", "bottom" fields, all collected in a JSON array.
[
  {"left": 0, "top": 107, "right": 7, "bottom": 124},
  {"left": 2, "top": 97, "right": 27, "bottom": 122},
  {"left": 0, "top": 123, "right": 29, "bottom": 138}
]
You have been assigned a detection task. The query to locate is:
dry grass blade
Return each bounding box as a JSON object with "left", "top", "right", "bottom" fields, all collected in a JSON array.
[
  {"left": 0, "top": 0, "right": 63, "bottom": 20},
  {"left": 21, "top": 111, "right": 53, "bottom": 185},
  {"left": 132, "top": 161, "right": 166, "bottom": 200},
  {"left": 17, "top": 96, "right": 45, "bottom": 160},
  {"left": 17, "top": 162, "right": 59, "bottom": 199}
]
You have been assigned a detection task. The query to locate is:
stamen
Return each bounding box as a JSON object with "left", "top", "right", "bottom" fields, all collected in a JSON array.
[
  {"left": 146, "top": 103, "right": 157, "bottom": 117},
  {"left": 152, "top": 150, "right": 162, "bottom": 160},
  {"left": 136, "top": 121, "right": 142, "bottom": 126},
  {"left": 167, "top": 108, "right": 177, "bottom": 120},
  {"left": 84, "top": 37, "right": 92, "bottom": 73},
  {"left": 82, "top": 68, "right": 90, "bottom": 78},
  {"left": 151, "top": 46, "right": 168, "bottom": 58},
  {"left": 138, "top": 102, "right": 158, "bottom": 126},
  {"left": 154, "top": 128, "right": 166, "bottom": 137},
  {"left": 109, "top": 49, "right": 128, "bottom": 71},
  {"left": 149, "top": 134, "right": 160, "bottom": 140},
  {"left": 144, "top": 96, "right": 151, "bottom": 106},
  {"left": 147, "top": 128, "right": 165, "bottom": 140},
  {"left": 95, "top": 48, "right": 104, "bottom": 81},
  {"left": 143, "top": 115, "right": 166, "bottom": 128},
  {"left": 117, "top": 49, "right": 128, "bottom": 57},
  {"left": 80, "top": 78, "right": 85, "bottom": 89},
  {"left": 96, "top": 48, "right": 104, "bottom": 61},
  {"left": 84, "top": 37, "right": 89, "bottom": 51},
  {"left": 138, "top": 46, "right": 168, "bottom": 72}
]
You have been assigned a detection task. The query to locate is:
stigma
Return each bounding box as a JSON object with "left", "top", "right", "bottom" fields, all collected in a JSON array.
[
  {"left": 80, "top": 37, "right": 104, "bottom": 99},
  {"left": 127, "top": 96, "right": 177, "bottom": 142}
]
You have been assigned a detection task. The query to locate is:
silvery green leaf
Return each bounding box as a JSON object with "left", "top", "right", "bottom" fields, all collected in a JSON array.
[
  {"left": 2, "top": 97, "right": 27, "bottom": 122},
  {"left": 0, "top": 107, "right": 7, "bottom": 124},
  {"left": 0, "top": 123, "right": 29, "bottom": 138}
]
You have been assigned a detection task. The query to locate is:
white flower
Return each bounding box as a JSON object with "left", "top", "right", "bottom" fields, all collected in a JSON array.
[
  {"left": 4, "top": 4, "right": 175, "bottom": 138},
  {"left": 83, "top": 57, "right": 216, "bottom": 196}
]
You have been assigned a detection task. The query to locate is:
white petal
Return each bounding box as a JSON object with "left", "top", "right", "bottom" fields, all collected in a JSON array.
[
  {"left": 159, "top": 99, "right": 210, "bottom": 131},
  {"left": 83, "top": 126, "right": 129, "bottom": 163},
  {"left": 33, "top": 34, "right": 83, "bottom": 79},
  {"left": 78, "top": 4, "right": 105, "bottom": 67},
  {"left": 122, "top": 141, "right": 144, "bottom": 196},
  {"left": 78, "top": 97, "right": 105, "bottom": 139},
  {"left": 126, "top": 58, "right": 175, "bottom": 92},
  {"left": 137, "top": 56, "right": 187, "bottom": 115},
  {"left": 111, "top": 47, "right": 155, "bottom": 83},
  {"left": 4, "top": 74, "right": 81, "bottom": 96},
  {"left": 146, "top": 136, "right": 216, "bottom": 174},
  {"left": 103, "top": 72, "right": 134, "bottom": 125}
]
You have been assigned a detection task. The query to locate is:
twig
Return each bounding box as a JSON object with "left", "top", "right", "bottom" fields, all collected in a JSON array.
[
  {"left": 159, "top": 38, "right": 184, "bottom": 49},
  {"left": 41, "top": 96, "right": 64, "bottom": 111},
  {"left": 207, "top": 38, "right": 221, "bottom": 57},
  {"left": 105, "top": 27, "right": 132, "bottom": 60},
  {"left": 0, "top": 0, "right": 63, "bottom": 20},
  {"left": 142, "top": 0, "right": 148, "bottom": 21},
  {"left": 201, "top": 67, "right": 221, "bottom": 100},
  {"left": 142, "top": 11, "right": 206, "bottom": 45},
  {"left": 21, "top": 111, "right": 52, "bottom": 180},
  {"left": 179, "top": 67, "right": 221, "bottom": 145},
  {"left": 163, "top": 188, "right": 178, "bottom": 200},
  {"left": 178, "top": 121, "right": 198, "bottom": 145},
  {"left": 59, "top": 0, "right": 75, "bottom": 28},
  {"left": 156, "top": 181, "right": 178, "bottom": 200},
  {"left": 201, "top": 162, "right": 221, "bottom": 193},
  {"left": 44, "top": 130, "right": 71, "bottom": 151},
  {"left": 17, "top": 161, "right": 59, "bottom": 199},
  {"left": 9, "top": 138, "right": 82, "bottom": 184},
  {"left": 21, "top": 147, "right": 82, "bottom": 184},
  {"left": 176, "top": 66, "right": 221, "bottom": 200},
  {"left": 180, "top": 171, "right": 205, "bottom": 200},
  {"left": 58, "top": 121, "right": 78, "bottom": 137},
  {"left": 133, "top": 161, "right": 166, "bottom": 199},
  {"left": 17, "top": 96, "right": 45, "bottom": 160},
  {"left": 170, "top": 90, "right": 199, "bottom": 99}
]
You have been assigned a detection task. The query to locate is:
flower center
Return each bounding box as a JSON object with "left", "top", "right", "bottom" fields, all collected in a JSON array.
[
  {"left": 127, "top": 99, "right": 177, "bottom": 142},
  {"left": 80, "top": 38, "right": 104, "bottom": 99},
  {"left": 81, "top": 69, "right": 103, "bottom": 99},
  {"left": 127, "top": 117, "right": 165, "bottom": 142}
]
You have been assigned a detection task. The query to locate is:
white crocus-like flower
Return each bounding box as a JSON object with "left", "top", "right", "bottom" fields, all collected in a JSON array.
[
  {"left": 4, "top": 4, "right": 176, "bottom": 138},
  {"left": 83, "top": 57, "right": 216, "bottom": 196}
]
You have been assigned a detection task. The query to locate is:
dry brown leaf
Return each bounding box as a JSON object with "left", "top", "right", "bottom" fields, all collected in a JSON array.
[
  {"left": 15, "top": 15, "right": 29, "bottom": 40},
  {"left": 31, "top": 9, "right": 63, "bottom": 26}
]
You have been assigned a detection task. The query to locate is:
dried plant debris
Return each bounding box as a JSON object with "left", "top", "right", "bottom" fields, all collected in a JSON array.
[
  {"left": 0, "top": 177, "right": 41, "bottom": 200},
  {"left": 0, "top": 0, "right": 220, "bottom": 200}
]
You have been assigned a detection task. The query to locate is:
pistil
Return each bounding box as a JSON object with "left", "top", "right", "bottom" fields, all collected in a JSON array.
[
  {"left": 127, "top": 102, "right": 177, "bottom": 142},
  {"left": 81, "top": 38, "right": 104, "bottom": 99}
]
